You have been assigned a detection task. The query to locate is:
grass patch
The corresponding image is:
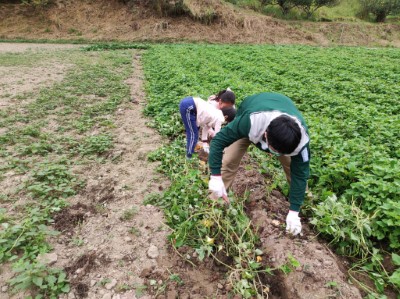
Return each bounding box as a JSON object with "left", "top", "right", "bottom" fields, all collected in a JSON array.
[{"left": 0, "top": 46, "right": 134, "bottom": 297}]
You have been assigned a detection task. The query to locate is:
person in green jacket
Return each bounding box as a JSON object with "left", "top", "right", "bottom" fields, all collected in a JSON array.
[{"left": 208, "top": 92, "right": 310, "bottom": 236}]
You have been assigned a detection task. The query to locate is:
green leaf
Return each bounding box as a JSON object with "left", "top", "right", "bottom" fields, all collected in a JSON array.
[
  {"left": 249, "top": 261, "right": 261, "bottom": 269},
  {"left": 196, "top": 247, "right": 205, "bottom": 261},
  {"left": 392, "top": 253, "right": 400, "bottom": 266},
  {"left": 46, "top": 275, "right": 57, "bottom": 286},
  {"left": 58, "top": 272, "right": 67, "bottom": 283},
  {"left": 389, "top": 269, "right": 400, "bottom": 288},
  {"left": 61, "top": 284, "right": 70, "bottom": 293},
  {"left": 254, "top": 249, "right": 263, "bottom": 255},
  {"left": 32, "top": 276, "right": 43, "bottom": 287}
]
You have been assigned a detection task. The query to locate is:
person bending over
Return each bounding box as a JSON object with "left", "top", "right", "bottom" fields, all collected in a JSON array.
[
  {"left": 208, "top": 92, "right": 310, "bottom": 236},
  {"left": 179, "top": 93, "right": 236, "bottom": 159}
]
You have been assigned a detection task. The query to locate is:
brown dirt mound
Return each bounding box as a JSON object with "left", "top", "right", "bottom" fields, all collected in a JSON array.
[
  {"left": 64, "top": 251, "right": 98, "bottom": 277},
  {"left": 0, "top": 0, "right": 399, "bottom": 47},
  {"left": 83, "top": 177, "right": 117, "bottom": 203},
  {"left": 53, "top": 203, "right": 96, "bottom": 234},
  {"left": 232, "top": 155, "right": 363, "bottom": 299}
]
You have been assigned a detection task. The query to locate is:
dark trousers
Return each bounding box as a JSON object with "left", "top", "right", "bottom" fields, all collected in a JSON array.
[{"left": 179, "top": 97, "right": 198, "bottom": 158}]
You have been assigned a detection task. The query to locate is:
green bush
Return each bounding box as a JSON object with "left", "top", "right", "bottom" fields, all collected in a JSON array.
[
  {"left": 359, "top": 0, "right": 400, "bottom": 21},
  {"left": 294, "top": 0, "right": 340, "bottom": 18}
]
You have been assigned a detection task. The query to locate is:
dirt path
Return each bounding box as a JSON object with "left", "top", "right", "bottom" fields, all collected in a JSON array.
[
  {"left": 52, "top": 50, "right": 173, "bottom": 299},
  {"left": 0, "top": 43, "right": 82, "bottom": 53}
]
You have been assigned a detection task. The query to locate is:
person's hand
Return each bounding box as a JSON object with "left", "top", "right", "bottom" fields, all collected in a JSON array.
[
  {"left": 286, "top": 210, "right": 302, "bottom": 236},
  {"left": 208, "top": 129, "right": 215, "bottom": 138},
  {"left": 208, "top": 95, "right": 217, "bottom": 102},
  {"left": 203, "top": 142, "right": 209, "bottom": 153},
  {"left": 208, "top": 175, "right": 229, "bottom": 204}
]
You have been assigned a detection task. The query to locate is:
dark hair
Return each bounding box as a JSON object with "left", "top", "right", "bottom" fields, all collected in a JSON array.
[
  {"left": 267, "top": 115, "right": 301, "bottom": 154},
  {"left": 216, "top": 89, "right": 236, "bottom": 105},
  {"left": 221, "top": 106, "right": 236, "bottom": 123}
]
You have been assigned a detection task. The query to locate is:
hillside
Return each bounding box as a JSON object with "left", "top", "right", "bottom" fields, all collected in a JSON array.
[{"left": 1, "top": 0, "right": 400, "bottom": 47}]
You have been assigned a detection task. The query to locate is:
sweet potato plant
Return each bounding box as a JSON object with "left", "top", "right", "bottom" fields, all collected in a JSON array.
[{"left": 142, "top": 44, "right": 400, "bottom": 296}]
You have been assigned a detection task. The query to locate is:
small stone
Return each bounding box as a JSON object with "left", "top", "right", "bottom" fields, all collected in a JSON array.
[
  {"left": 1, "top": 285, "right": 8, "bottom": 292},
  {"left": 140, "top": 267, "right": 153, "bottom": 278},
  {"left": 102, "top": 294, "right": 112, "bottom": 299},
  {"left": 271, "top": 220, "right": 280, "bottom": 226},
  {"left": 147, "top": 245, "right": 159, "bottom": 259},
  {"left": 105, "top": 279, "right": 117, "bottom": 290},
  {"left": 166, "top": 290, "right": 178, "bottom": 299},
  {"left": 217, "top": 283, "right": 224, "bottom": 289},
  {"left": 124, "top": 237, "right": 132, "bottom": 242},
  {"left": 323, "top": 260, "right": 333, "bottom": 266},
  {"left": 76, "top": 268, "right": 83, "bottom": 274},
  {"left": 112, "top": 295, "right": 121, "bottom": 299},
  {"left": 37, "top": 252, "right": 58, "bottom": 265},
  {"left": 90, "top": 280, "right": 97, "bottom": 287},
  {"left": 120, "top": 290, "right": 138, "bottom": 299},
  {"left": 68, "top": 292, "right": 76, "bottom": 299}
]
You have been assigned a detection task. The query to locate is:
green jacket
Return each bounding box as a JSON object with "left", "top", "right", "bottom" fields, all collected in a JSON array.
[{"left": 209, "top": 92, "right": 310, "bottom": 212}]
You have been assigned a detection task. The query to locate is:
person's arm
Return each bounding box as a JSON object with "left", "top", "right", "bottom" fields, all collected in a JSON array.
[
  {"left": 213, "top": 121, "right": 222, "bottom": 135},
  {"left": 285, "top": 145, "right": 310, "bottom": 236},
  {"left": 288, "top": 144, "right": 310, "bottom": 212},
  {"left": 209, "top": 115, "right": 249, "bottom": 175},
  {"left": 201, "top": 124, "right": 210, "bottom": 142}
]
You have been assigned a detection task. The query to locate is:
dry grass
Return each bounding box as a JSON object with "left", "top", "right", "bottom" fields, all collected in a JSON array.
[{"left": 0, "top": 0, "right": 399, "bottom": 47}]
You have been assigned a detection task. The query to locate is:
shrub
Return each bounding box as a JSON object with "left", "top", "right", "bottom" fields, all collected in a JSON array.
[
  {"left": 294, "top": 0, "right": 340, "bottom": 18},
  {"left": 359, "top": 0, "right": 400, "bottom": 22}
]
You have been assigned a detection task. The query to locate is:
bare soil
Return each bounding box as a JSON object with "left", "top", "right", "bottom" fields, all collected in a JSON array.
[
  {"left": 232, "top": 157, "right": 363, "bottom": 299},
  {"left": 0, "top": 0, "right": 400, "bottom": 47}
]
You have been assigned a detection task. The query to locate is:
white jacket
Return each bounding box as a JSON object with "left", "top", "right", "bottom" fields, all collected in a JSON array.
[{"left": 193, "top": 97, "right": 225, "bottom": 141}]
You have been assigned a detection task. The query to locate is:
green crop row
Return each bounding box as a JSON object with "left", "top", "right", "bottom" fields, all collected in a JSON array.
[{"left": 141, "top": 44, "right": 400, "bottom": 296}]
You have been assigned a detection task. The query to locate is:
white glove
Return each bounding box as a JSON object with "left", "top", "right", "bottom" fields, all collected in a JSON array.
[
  {"left": 203, "top": 143, "right": 209, "bottom": 153},
  {"left": 286, "top": 210, "right": 302, "bottom": 236},
  {"left": 208, "top": 175, "right": 228, "bottom": 202}
]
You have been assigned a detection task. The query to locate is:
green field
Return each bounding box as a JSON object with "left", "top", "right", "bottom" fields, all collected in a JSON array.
[{"left": 142, "top": 44, "right": 400, "bottom": 296}]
